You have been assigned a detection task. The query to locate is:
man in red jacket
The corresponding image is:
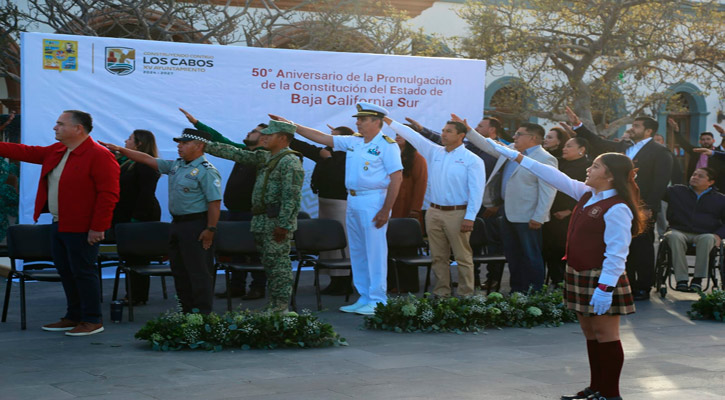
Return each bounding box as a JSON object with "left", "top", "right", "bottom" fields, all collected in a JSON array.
[{"left": 0, "top": 110, "right": 119, "bottom": 336}]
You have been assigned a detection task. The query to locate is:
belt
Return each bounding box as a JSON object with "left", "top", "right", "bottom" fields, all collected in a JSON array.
[
  {"left": 430, "top": 202, "right": 467, "bottom": 211},
  {"left": 349, "top": 189, "right": 385, "bottom": 196},
  {"left": 172, "top": 211, "right": 207, "bottom": 223}
]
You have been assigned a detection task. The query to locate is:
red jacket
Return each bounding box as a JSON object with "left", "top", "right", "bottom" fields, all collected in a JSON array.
[{"left": 0, "top": 137, "right": 119, "bottom": 232}]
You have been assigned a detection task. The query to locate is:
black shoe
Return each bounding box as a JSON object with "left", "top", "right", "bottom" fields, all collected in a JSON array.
[
  {"left": 120, "top": 297, "right": 146, "bottom": 306},
  {"left": 633, "top": 289, "right": 650, "bottom": 301},
  {"left": 675, "top": 280, "right": 691, "bottom": 292},
  {"left": 215, "top": 287, "right": 246, "bottom": 299},
  {"left": 561, "top": 387, "right": 595, "bottom": 399},
  {"left": 689, "top": 278, "right": 703, "bottom": 292},
  {"left": 241, "top": 287, "right": 265, "bottom": 300},
  {"left": 586, "top": 392, "right": 622, "bottom": 400}
]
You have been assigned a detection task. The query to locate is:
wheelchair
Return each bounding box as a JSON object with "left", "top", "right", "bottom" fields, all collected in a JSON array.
[{"left": 654, "top": 235, "right": 724, "bottom": 298}]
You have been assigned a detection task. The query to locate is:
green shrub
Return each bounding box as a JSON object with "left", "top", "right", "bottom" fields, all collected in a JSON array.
[
  {"left": 364, "top": 286, "right": 577, "bottom": 333},
  {"left": 688, "top": 289, "right": 725, "bottom": 322},
  {"left": 136, "top": 309, "right": 347, "bottom": 351}
]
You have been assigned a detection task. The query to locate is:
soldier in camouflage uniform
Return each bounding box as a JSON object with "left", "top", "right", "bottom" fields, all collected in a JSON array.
[{"left": 206, "top": 120, "right": 304, "bottom": 313}]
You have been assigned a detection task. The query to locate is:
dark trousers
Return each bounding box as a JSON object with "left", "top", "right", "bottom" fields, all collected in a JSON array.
[
  {"left": 626, "top": 216, "right": 656, "bottom": 292},
  {"left": 227, "top": 211, "right": 266, "bottom": 289},
  {"left": 169, "top": 218, "right": 215, "bottom": 314},
  {"left": 501, "top": 218, "right": 545, "bottom": 293},
  {"left": 480, "top": 211, "right": 505, "bottom": 284},
  {"left": 51, "top": 223, "right": 101, "bottom": 323}
]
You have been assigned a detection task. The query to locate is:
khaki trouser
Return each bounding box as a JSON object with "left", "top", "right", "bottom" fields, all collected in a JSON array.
[
  {"left": 425, "top": 207, "right": 474, "bottom": 297},
  {"left": 663, "top": 229, "right": 717, "bottom": 282}
]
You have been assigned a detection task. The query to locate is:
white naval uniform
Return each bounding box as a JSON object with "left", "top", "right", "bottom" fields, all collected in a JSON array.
[{"left": 333, "top": 132, "right": 403, "bottom": 305}]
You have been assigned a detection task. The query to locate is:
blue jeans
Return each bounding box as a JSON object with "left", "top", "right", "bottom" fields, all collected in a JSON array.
[
  {"left": 500, "top": 219, "right": 545, "bottom": 293},
  {"left": 51, "top": 223, "right": 101, "bottom": 323}
]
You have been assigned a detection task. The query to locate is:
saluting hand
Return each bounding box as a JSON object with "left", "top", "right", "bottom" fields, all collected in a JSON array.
[
  {"left": 404, "top": 117, "right": 423, "bottom": 132},
  {"left": 693, "top": 148, "right": 713, "bottom": 156},
  {"left": 564, "top": 106, "right": 581, "bottom": 127},
  {"left": 98, "top": 141, "right": 122, "bottom": 153},
  {"left": 179, "top": 108, "right": 198, "bottom": 125}
]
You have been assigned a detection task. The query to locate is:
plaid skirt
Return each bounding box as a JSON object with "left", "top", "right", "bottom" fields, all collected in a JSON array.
[{"left": 565, "top": 265, "right": 636, "bottom": 316}]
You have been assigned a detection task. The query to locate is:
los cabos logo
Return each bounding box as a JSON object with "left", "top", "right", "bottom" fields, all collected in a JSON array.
[{"left": 105, "top": 47, "right": 135, "bottom": 76}]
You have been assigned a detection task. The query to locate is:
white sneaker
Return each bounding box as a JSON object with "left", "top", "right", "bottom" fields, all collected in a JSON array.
[
  {"left": 339, "top": 300, "right": 365, "bottom": 313},
  {"left": 354, "top": 303, "right": 377, "bottom": 316}
]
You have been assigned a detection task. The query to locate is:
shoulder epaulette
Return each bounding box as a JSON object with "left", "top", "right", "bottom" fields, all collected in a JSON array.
[
  {"left": 383, "top": 135, "right": 396, "bottom": 144},
  {"left": 353, "top": 133, "right": 363, "bottom": 137},
  {"left": 201, "top": 161, "right": 214, "bottom": 168}
]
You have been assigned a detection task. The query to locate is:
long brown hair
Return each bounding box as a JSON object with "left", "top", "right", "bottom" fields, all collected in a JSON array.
[
  {"left": 598, "top": 152, "right": 647, "bottom": 235},
  {"left": 132, "top": 129, "right": 158, "bottom": 157}
]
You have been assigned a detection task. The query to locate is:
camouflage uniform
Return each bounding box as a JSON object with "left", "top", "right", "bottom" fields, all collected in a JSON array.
[{"left": 206, "top": 142, "right": 304, "bottom": 311}]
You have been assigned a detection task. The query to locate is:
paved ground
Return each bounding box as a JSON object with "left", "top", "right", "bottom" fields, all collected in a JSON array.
[{"left": 0, "top": 269, "right": 723, "bottom": 400}]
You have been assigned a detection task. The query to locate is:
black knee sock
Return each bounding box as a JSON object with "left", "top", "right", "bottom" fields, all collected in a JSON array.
[
  {"left": 597, "top": 340, "right": 624, "bottom": 397},
  {"left": 586, "top": 339, "right": 601, "bottom": 392}
]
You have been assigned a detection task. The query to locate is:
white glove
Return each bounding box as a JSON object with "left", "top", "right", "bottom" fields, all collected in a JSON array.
[
  {"left": 589, "top": 288, "right": 613, "bottom": 315},
  {"left": 485, "top": 137, "right": 519, "bottom": 160}
]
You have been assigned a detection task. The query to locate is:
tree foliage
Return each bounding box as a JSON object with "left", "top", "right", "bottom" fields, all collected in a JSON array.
[
  {"left": 0, "top": 0, "right": 447, "bottom": 86},
  {"left": 458, "top": 0, "right": 725, "bottom": 135}
]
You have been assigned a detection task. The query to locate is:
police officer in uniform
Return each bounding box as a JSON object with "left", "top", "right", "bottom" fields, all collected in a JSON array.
[
  {"left": 270, "top": 102, "right": 403, "bottom": 316},
  {"left": 204, "top": 120, "right": 304, "bottom": 313},
  {"left": 101, "top": 128, "right": 222, "bottom": 314}
]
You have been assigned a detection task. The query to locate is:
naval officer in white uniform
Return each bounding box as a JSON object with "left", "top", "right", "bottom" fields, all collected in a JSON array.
[{"left": 270, "top": 103, "right": 403, "bottom": 315}]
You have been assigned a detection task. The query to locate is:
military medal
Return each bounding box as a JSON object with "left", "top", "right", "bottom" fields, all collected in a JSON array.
[{"left": 364, "top": 161, "right": 370, "bottom": 171}]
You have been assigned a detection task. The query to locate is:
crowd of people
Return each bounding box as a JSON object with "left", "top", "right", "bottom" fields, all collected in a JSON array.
[{"left": 1, "top": 102, "right": 724, "bottom": 399}]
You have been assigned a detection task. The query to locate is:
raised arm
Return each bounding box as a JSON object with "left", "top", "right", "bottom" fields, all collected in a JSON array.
[
  {"left": 485, "top": 138, "right": 588, "bottom": 200},
  {"left": 99, "top": 141, "right": 159, "bottom": 171},
  {"left": 205, "top": 142, "right": 265, "bottom": 165},
  {"left": 179, "top": 108, "right": 246, "bottom": 149},
  {"left": 384, "top": 118, "right": 436, "bottom": 158},
  {"left": 269, "top": 114, "right": 334, "bottom": 148}
]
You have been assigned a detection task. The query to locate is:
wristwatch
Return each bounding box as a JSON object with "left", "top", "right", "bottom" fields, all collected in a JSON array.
[
  {"left": 597, "top": 283, "right": 615, "bottom": 292},
  {"left": 206, "top": 226, "right": 217, "bottom": 233}
]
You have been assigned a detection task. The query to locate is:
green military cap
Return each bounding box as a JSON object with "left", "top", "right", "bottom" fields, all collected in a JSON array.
[{"left": 261, "top": 120, "right": 297, "bottom": 135}]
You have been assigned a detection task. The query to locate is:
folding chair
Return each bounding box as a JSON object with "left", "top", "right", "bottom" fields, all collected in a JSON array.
[
  {"left": 386, "top": 218, "right": 432, "bottom": 294},
  {"left": 114, "top": 222, "right": 172, "bottom": 321},
  {"left": 214, "top": 221, "right": 264, "bottom": 311},
  {"left": 2, "top": 224, "right": 59, "bottom": 330},
  {"left": 293, "top": 218, "right": 351, "bottom": 311}
]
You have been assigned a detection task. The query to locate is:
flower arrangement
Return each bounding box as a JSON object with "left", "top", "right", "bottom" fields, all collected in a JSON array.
[
  {"left": 687, "top": 289, "right": 725, "bottom": 322},
  {"left": 135, "top": 308, "right": 348, "bottom": 351},
  {"left": 364, "top": 286, "right": 577, "bottom": 333}
]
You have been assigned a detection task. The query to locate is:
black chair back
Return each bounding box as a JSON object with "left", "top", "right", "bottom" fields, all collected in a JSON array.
[
  {"left": 115, "top": 222, "right": 170, "bottom": 260},
  {"left": 215, "top": 221, "right": 257, "bottom": 256},
  {"left": 7, "top": 224, "right": 53, "bottom": 265},
  {"left": 386, "top": 218, "right": 426, "bottom": 250},
  {"left": 294, "top": 219, "right": 347, "bottom": 253}
]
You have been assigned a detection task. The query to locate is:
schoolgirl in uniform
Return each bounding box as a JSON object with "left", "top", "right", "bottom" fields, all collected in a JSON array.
[{"left": 486, "top": 138, "right": 646, "bottom": 400}]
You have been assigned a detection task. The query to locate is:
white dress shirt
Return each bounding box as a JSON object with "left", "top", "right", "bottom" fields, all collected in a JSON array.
[
  {"left": 390, "top": 121, "right": 486, "bottom": 220},
  {"left": 626, "top": 137, "right": 652, "bottom": 159},
  {"left": 519, "top": 156, "right": 632, "bottom": 287}
]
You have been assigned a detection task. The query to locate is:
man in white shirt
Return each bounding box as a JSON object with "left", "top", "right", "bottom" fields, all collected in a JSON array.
[{"left": 386, "top": 117, "right": 486, "bottom": 297}]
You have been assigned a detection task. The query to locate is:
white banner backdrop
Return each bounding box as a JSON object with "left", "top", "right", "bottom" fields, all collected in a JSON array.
[{"left": 20, "top": 32, "right": 485, "bottom": 224}]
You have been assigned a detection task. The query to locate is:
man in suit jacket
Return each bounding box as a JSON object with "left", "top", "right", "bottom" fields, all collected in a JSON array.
[
  {"left": 671, "top": 119, "right": 725, "bottom": 191},
  {"left": 566, "top": 108, "right": 672, "bottom": 300},
  {"left": 465, "top": 121, "right": 558, "bottom": 293}
]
